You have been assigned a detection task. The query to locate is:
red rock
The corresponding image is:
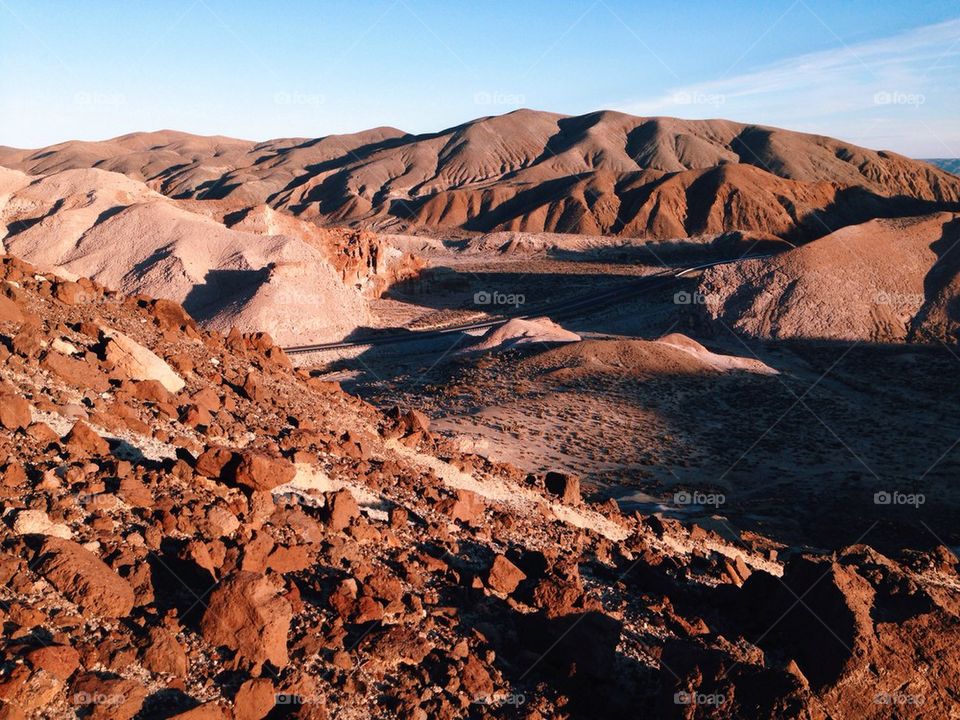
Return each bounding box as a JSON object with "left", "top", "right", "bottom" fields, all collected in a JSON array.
[
  {"left": 0, "top": 665, "right": 61, "bottom": 714},
  {"left": 128, "top": 379, "right": 173, "bottom": 405},
  {"left": 36, "top": 537, "right": 134, "bottom": 618},
  {"left": 363, "top": 567, "right": 404, "bottom": 603},
  {"left": 40, "top": 352, "right": 111, "bottom": 392},
  {"left": 266, "top": 544, "right": 313, "bottom": 574},
  {"left": 533, "top": 577, "right": 584, "bottom": 619},
  {"left": 486, "top": 555, "right": 527, "bottom": 595},
  {"left": 388, "top": 506, "right": 408, "bottom": 529},
  {"left": 200, "top": 572, "right": 292, "bottom": 670},
  {"left": 191, "top": 387, "right": 221, "bottom": 413},
  {"left": 63, "top": 421, "right": 110, "bottom": 456},
  {"left": 229, "top": 451, "right": 295, "bottom": 492},
  {"left": 0, "top": 700, "right": 26, "bottom": 720},
  {"left": 53, "top": 281, "right": 85, "bottom": 305},
  {"left": 141, "top": 626, "right": 188, "bottom": 677},
  {"left": 241, "top": 372, "right": 265, "bottom": 402},
  {"left": 233, "top": 678, "right": 275, "bottom": 720},
  {"left": 355, "top": 595, "right": 384, "bottom": 623},
  {"left": 167, "top": 703, "right": 228, "bottom": 719},
  {"left": 0, "top": 388, "right": 31, "bottom": 431},
  {"left": 461, "top": 656, "right": 495, "bottom": 701},
  {"left": 11, "top": 319, "right": 43, "bottom": 357},
  {"left": 118, "top": 476, "right": 153, "bottom": 508},
  {"left": 25, "top": 645, "right": 80, "bottom": 681},
  {"left": 545, "top": 471, "right": 581, "bottom": 505},
  {"left": 69, "top": 674, "right": 146, "bottom": 720},
  {"left": 401, "top": 409, "right": 430, "bottom": 434},
  {"left": 0, "top": 295, "right": 23, "bottom": 324},
  {"left": 194, "top": 446, "right": 235, "bottom": 479},
  {"left": 181, "top": 403, "right": 212, "bottom": 428},
  {"left": 150, "top": 299, "right": 196, "bottom": 332},
  {"left": 442, "top": 489, "right": 484, "bottom": 526},
  {"left": 325, "top": 489, "right": 360, "bottom": 531}
]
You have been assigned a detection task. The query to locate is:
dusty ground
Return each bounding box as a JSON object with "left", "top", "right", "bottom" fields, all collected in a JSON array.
[{"left": 302, "top": 240, "right": 960, "bottom": 557}]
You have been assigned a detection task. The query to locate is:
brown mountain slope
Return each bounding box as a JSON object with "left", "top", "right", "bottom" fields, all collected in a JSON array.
[
  {"left": 0, "top": 166, "right": 419, "bottom": 345},
  {"left": 3, "top": 110, "right": 957, "bottom": 241},
  {"left": 697, "top": 212, "right": 960, "bottom": 342}
]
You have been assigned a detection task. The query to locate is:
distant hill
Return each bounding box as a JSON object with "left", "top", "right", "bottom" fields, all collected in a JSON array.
[
  {"left": 699, "top": 212, "right": 960, "bottom": 343},
  {"left": 2, "top": 109, "right": 959, "bottom": 242},
  {"left": 926, "top": 158, "right": 960, "bottom": 175}
]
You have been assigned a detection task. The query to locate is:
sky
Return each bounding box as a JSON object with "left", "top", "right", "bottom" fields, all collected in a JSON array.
[{"left": 0, "top": 0, "right": 958, "bottom": 157}]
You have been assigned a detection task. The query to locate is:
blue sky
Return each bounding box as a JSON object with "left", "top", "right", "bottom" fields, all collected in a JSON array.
[{"left": 1, "top": 0, "right": 958, "bottom": 156}]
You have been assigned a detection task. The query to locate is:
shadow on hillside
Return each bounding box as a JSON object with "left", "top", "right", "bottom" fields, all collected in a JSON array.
[
  {"left": 910, "top": 216, "right": 960, "bottom": 340},
  {"left": 182, "top": 267, "right": 268, "bottom": 323}
]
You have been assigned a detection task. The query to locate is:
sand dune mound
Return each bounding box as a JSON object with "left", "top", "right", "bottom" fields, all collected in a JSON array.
[
  {"left": 525, "top": 334, "right": 776, "bottom": 380},
  {"left": 3, "top": 110, "right": 957, "bottom": 241},
  {"left": 470, "top": 317, "right": 581, "bottom": 352},
  {"left": 0, "top": 167, "right": 371, "bottom": 344},
  {"left": 699, "top": 212, "right": 960, "bottom": 343}
]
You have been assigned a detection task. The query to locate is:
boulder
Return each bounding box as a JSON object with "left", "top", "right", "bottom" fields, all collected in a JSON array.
[
  {"left": 141, "top": 627, "right": 188, "bottom": 677},
  {"left": 486, "top": 555, "right": 526, "bottom": 595},
  {"left": 325, "top": 488, "right": 360, "bottom": 531},
  {"left": 0, "top": 294, "right": 23, "bottom": 324},
  {"left": 150, "top": 299, "right": 196, "bottom": 332},
  {"left": 233, "top": 678, "right": 276, "bottom": 720},
  {"left": 545, "top": 471, "right": 581, "bottom": 505},
  {"left": 0, "top": 388, "right": 31, "bottom": 431},
  {"left": 11, "top": 509, "right": 72, "bottom": 539},
  {"left": 25, "top": 645, "right": 80, "bottom": 682},
  {"left": 40, "top": 352, "right": 111, "bottom": 392},
  {"left": 103, "top": 329, "right": 185, "bottom": 393},
  {"left": 194, "top": 446, "right": 235, "bottom": 479},
  {"left": 441, "top": 489, "right": 484, "bottom": 526},
  {"left": 36, "top": 538, "right": 135, "bottom": 618},
  {"left": 228, "top": 451, "right": 296, "bottom": 492},
  {"left": 63, "top": 421, "right": 110, "bottom": 456},
  {"left": 200, "top": 572, "right": 292, "bottom": 670},
  {"left": 69, "top": 674, "right": 146, "bottom": 720}
]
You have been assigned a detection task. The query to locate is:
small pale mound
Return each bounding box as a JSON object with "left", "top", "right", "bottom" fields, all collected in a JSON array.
[
  {"left": 656, "top": 333, "right": 778, "bottom": 374},
  {"left": 470, "top": 317, "right": 581, "bottom": 352},
  {"left": 526, "top": 333, "right": 776, "bottom": 380}
]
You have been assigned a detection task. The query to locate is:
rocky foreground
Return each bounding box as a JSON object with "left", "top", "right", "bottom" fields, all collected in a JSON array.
[{"left": 0, "top": 256, "right": 958, "bottom": 718}]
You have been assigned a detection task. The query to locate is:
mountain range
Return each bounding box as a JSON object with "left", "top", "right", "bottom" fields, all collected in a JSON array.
[{"left": 3, "top": 109, "right": 958, "bottom": 242}]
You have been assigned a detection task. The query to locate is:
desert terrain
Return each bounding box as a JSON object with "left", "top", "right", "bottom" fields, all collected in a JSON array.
[{"left": 1, "top": 112, "right": 960, "bottom": 720}]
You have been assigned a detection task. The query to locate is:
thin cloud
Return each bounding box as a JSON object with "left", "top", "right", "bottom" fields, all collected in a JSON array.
[{"left": 614, "top": 18, "right": 960, "bottom": 157}]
